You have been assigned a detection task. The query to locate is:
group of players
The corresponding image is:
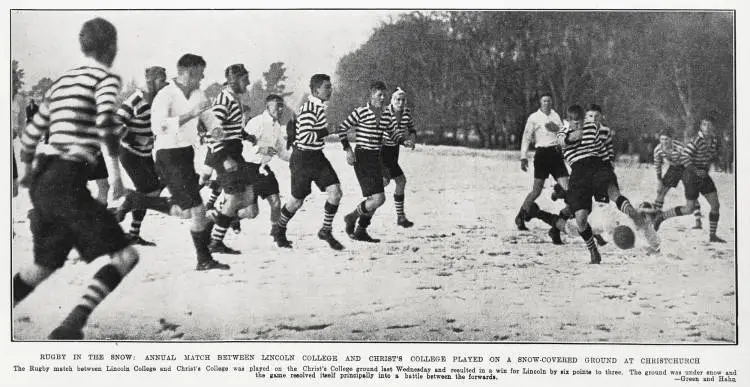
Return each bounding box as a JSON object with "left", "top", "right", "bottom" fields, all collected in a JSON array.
[
  {"left": 514, "top": 94, "right": 726, "bottom": 264},
  {"left": 12, "top": 18, "right": 417, "bottom": 339},
  {"left": 11, "top": 17, "right": 728, "bottom": 340}
]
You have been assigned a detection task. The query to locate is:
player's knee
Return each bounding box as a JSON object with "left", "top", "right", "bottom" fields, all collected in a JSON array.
[
  {"left": 395, "top": 174, "right": 407, "bottom": 186},
  {"left": 328, "top": 185, "right": 343, "bottom": 203},
  {"left": 112, "top": 245, "right": 139, "bottom": 273},
  {"left": 238, "top": 205, "right": 259, "bottom": 219},
  {"left": 372, "top": 193, "right": 386, "bottom": 207}
]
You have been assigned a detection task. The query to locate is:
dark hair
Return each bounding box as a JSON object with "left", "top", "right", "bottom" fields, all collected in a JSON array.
[
  {"left": 177, "top": 54, "right": 206, "bottom": 69},
  {"left": 145, "top": 66, "right": 166, "bottom": 80},
  {"left": 79, "top": 18, "right": 117, "bottom": 57},
  {"left": 587, "top": 103, "right": 603, "bottom": 113},
  {"left": 700, "top": 111, "right": 717, "bottom": 124},
  {"left": 265, "top": 94, "right": 284, "bottom": 103},
  {"left": 225, "top": 63, "right": 248, "bottom": 79},
  {"left": 567, "top": 104, "right": 584, "bottom": 120},
  {"left": 540, "top": 92, "right": 553, "bottom": 100},
  {"left": 309, "top": 74, "right": 331, "bottom": 92},
  {"left": 659, "top": 127, "right": 674, "bottom": 138},
  {"left": 369, "top": 81, "right": 387, "bottom": 92}
]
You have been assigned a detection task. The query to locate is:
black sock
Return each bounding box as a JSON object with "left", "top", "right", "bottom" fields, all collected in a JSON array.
[
  {"left": 211, "top": 213, "right": 233, "bottom": 242},
  {"left": 61, "top": 264, "right": 124, "bottom": 330},
  {"left": 129, "top": 209, "right": 147, "bottom": 235},
  {"left": 322, "top": 201, "right": 338, "bottom": 231},
  {"left": 13, "top": 273, "right": 35, "bottom": 305},
  {"left": 191, "top": 230, "right": 212, "bottom": 262},
  {"left": 535, "top": 210, "right": 559, "bottom": 228},
  {"left": 277, "top": 206, "right": 295, "bottom": 229},
  {"left": 579, "top": 224, "right": 597, "bottom": 252},
  {"left": 357, "top": 214, "right": 373, "bottom": 231}
]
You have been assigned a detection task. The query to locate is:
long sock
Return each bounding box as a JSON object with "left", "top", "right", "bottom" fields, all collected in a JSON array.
[
  {"left": 59, "top": 264, "right": 125, "bottom": 331},
  {"left": 709, "top": 212, "right": 719, "bottom": 236},
  {"left": 394, "top": 194, "right": 405, "bottom": 218},
  {"left": 211, "top": 213, "right": 232, "bottom": 242},
  {"left": 654, "top": 199, "right": 664, "bottom": 211},
  {"left": 662, "top": 206, "right": 684, "bottom": 219},
  {"left": 579, "top": 224, "right": 597, "bottom": 253},
  {"left": 129, "top": 209, "right": 146, "bottom": 236},
  {"left": 695, "top": 202, "right": 702, "bottom": 222},
  {"left": 277, "top": 206, "right": 295, "bottom": 229},
  {"left": 13, "top": 273, "right": 35, "bottom": 305},
  {"left": 190, "top": 229, "right": 212, "bottom": 263},
  {"left": 206, "top": 181, "right": 221, "bottom": 208},
  {"left": 352, "top": 201, "right": 369, "bottom": 217},
  {"left": 322, "top": 201, "right": 338, "bottom": 231},
  {"left": 615, "top": 196, "right": 637, "bottom": 218},
  {"left": 356, "top": 213, "right": 373, "bottom": 233}
]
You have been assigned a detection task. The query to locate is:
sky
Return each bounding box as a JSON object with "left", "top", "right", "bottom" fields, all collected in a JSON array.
[{"left": 11, "top": 10, "right": 405, "bottom": 100}]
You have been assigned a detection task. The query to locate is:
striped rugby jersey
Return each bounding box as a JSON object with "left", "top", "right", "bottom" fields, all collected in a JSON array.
[
  {"left": 653, "top": 139, "right": 687, "bottom": 176},
  {"left": 20, "top": 60, "right": 121, "bottom": 165},
  {"left": 206, "top": 87, "right": 245, "bottom": 153},
  {"left": 557, "top": 120, "right": 605, "bottom": 166},
  {"left": 683, "top": 132, "right": 719, "bottom": 171},
  {"left": 115, "top": 89, "right": 155, "bottom": 157},
  {"left": 293, "top": 95, "right": 330, "bottom": 151},
  {"left": 382, "top": 105, "right": 415, "bottom": 147},
  {"left": 596, "top": 125, "right": 615, "bottom": 162},
  {"left": 337, "top": 104, "right": 398, "bottom": 151}
]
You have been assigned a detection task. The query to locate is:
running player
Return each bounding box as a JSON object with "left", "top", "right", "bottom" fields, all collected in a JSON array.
[
  {"left": 339, "top": 81, "right": 408, "bottom": 242},
  {"left": 381, "top": 87, "right": 416, "bottom": 228},
  {"left": 653, "top": 114, "right": 725, "bottom": 242},
  {"left": 13, "top": 18, "right": 140, "bottom": 339},
  {"left": 515, "top": 92, "right": 568, "bottom": 230},
  {"left": 652, "top": 127, "right": 702, "bottom": 229},
  {"left": 113, "top": 66, "right": 169, "bottom": 245},
  {"left": 271, "top": 74, "right": 345, "bottom": 250}
]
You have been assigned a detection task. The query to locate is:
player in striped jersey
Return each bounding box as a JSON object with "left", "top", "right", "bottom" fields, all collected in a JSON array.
[
  {"left": 556, "top": 104, "right": 648, "bottom": 263},
  {"left": 203, "top": 64, "right": 252, "bottom": 254},
  {"left": 653, "top": 114, "right": 725, "bottom": 242},
  {"left": 381, "top": 87, "right": 417, "bottom": 228},
  {"left": 651, "top": 127, "right": 702, "bottom": 228},
  {"left": 271, "top": 74, "right": 345, "bottom": 250},
  {"left": 339, "top": 81, "right": 407, "bottom": 242},
  {"left": 113, "top": 66, "right": 169, "bottom": 246},
  {"left": 13, "top": 18, "right": 140, "bottom": 340}
]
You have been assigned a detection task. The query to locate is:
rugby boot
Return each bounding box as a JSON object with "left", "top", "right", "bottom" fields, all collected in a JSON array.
[
  {"left": 318, "top": 228, "right": 344, "bottom": 251},
  {"left": 272, "top": 226, "right": 292, "bottom": 248},
  {"left": 693, "top": 218, "right": 703, "bottom": 230},
  {"left": 125, "top": 233, "right": 157, "bottom": 246},
  {"left": 593, "top": 234, "right": 608, "bottom": 246},
  {"left": 351, "top": 228, "right": 381, "bottom": 243},
  {"left": 208, "top": 240, "right": 241, "bottom": 255},
  {"left": 344, "top": 213, "right": 358, "bottom": 236},
  {"left": 515, "top": 209, "right": 529, "bottom": 231},
  {"left": 548, "top": 227, "right": 563, "bottom": 245},
  {"left": 709, "top": 234, "right": 726, "bottom": 243},
  {"left": 196, "top": 258, "right": 231, "bottom": 271},
  {"left": 397, "top": 216, "right": 414, "bottom": 228},
  {"left": 48, "top": 325, "right": 84, "bottom": 340},
  {"left": 589, "top": 248, "right": 602, "bottom": 264}
]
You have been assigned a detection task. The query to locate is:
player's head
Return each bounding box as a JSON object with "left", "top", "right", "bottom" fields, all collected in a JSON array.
[
  {"left": 391, "top": 86, "right": 407, "bottom": 111},
  {"left": 585, "top": 103, "right": 603, "bottom": 124},
  {"left": 79, "top": 18, "right": 118, "bottom": 67},
  {"left": 176, "top": 54, "right": 206, "bottom": 91},
  {"left": 144, "top": 66, "right": 168, "bottom": 95},
  {"left": 309, "top": 74, "right": 332, "bottom": 101},
  {"left": 566, "top": 104, "right": 584, "bottom": 123},
  {"left": 699, "top": 112, "right": 716, "bottom": 137},
  {"left": 539, "top": 92, "right": 553, "bottom": 113},
  {"left": 265, "top": 94, "right": 284, "bottom": 120},
  {"left": 225, "top": 64, "right": 250, "bottom": 94},
  {"left": 368, "top": 81, "right": 387, "bottom": 108},
  {"left": 659, "top": 127, "right": 674, "bottom": 147}
]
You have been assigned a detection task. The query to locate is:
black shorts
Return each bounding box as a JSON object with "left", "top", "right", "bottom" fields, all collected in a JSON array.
[
  {"left": 533, "top": 147, "right": 569, "bottom": 180},
  {"left": 289, "top": 149, "right": 340, "bottom": 199},
  {"left": 28, "top": 157, "right": 129, "bottom": 269},
  {"left": 354, "top": 147, "right": 385, "bottom": 197},
  {"left": 662, "top": 165, "right": 685, "bottom": 188},
  {"left": 86, "top": 154, "right": 109, "bottom": 181},
  {"left": 208, "top": 142, "right": 250, "bottom": 195},
  {"left": 566, "top": 158, "right": 619, "bottom": 213},
  {"left": 119, "top": 150, "right": 162, "bottom": 193},
  {"left": 683, "top": 169, "right": 717, "bottom": 200},
  {"left": 245, "top": 162, "right": 280, "bottom": 200},
  {"left": 154, "top": 146, "right": 203, "bottom": 210},
  {"left": 381, "top": 145, "right": 404, "bottom": 180}
]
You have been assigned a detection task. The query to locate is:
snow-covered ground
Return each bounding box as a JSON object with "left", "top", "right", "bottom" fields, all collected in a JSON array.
[{"left": 11, "top": 145, "right": 736, "bottom": 343}]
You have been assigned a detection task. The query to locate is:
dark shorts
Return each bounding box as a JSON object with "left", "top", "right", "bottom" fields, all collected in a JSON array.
[
  {"left": 354, "top": 147, "right": 385, "bottom": 197},
  {"left": 204, "top": 148, "right": 214, "bottom": 167},
  {"left": 13, "top": 152, "right": 18, "bottom": 179},
  {"left": 207, "top": 142, "right": 250, "bottom": 195},
  {"left": 289, "top": 149, "right": 340, "bottom": 199},
  {"left": 86, "top": 154, "right": 109, "bottom": 181},
  {"left": 683, "top": 169, "right": 717, "bottom": 200},
  {"left": 533, "top": 146, "right": 569, "bottom": 180},
  {"left": 119, "top": 150, "right": 162, "bottom": 193},
  {"left": 566, "top": 158, "right": 619, "bottom": 213},
  {"left": 154, "top": 146, "right": 203, "bottom": 210},
  {"left": 381, "top": 145, "right": 404, "bottom": 180},
  {"left": 246, "top": 162, "right": 280, "bottom": 200},
  {"left": 662, "top": 165, "right": 685, "bottom": 188},
  {"left": 28, "top": 157, "right": 129, "bottom": 269}
]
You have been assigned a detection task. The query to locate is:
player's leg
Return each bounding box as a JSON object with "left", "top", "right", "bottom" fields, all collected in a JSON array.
[
  {"left": 575, "top": 209, "right": 601, "bottom": 264},
  {"left": 692, "top": 200, "right": 703, "bottom": 229},
  {"left": 516, "top": 178, "right": 544, "bottom": 230},
  {"left": 702, "top": 179, "right": 724, "bottom": 242}
]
